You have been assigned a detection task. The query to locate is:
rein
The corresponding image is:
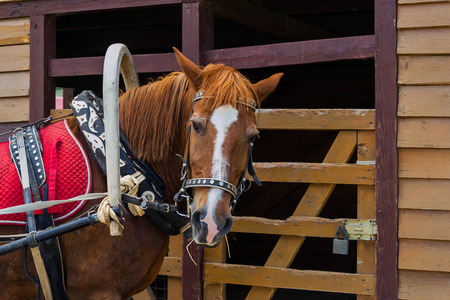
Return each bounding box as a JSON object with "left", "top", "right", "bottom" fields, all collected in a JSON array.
[{"left": 173, "top": 90, "right": 262, "bottom": 217}]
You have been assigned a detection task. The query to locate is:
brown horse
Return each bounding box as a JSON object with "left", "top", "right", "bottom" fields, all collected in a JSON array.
[{"left": 0, "top": 49, "right": 282, "bottom": 299}]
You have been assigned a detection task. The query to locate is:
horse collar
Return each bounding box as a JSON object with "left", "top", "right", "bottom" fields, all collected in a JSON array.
[{"left": 174, "top": 90, "right": 261, "bottom": 217}]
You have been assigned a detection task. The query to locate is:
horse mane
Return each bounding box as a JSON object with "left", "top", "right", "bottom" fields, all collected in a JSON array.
[
  {"left": 119, "top": 72, "right": 190, "bottom": 163},
  {"left": 197, "top": 63, "right": 259, "bottom": 112}
]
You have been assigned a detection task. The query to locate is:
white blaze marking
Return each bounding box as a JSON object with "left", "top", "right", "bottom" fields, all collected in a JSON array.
[{"left": 203, "top": 105, "right": 238, "bottom": 243}]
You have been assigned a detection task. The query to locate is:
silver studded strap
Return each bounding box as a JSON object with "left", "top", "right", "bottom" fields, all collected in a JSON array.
[
  {"left": 9, "top": 126, "right": 46, "bottom": 188},
  {"left": 185, "top": 178, "right": 238, "bottom": 199}
]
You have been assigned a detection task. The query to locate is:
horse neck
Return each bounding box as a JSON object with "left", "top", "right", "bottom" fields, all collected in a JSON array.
[{"left": 119, "top": 84, "right": 194, "bottom": 198}]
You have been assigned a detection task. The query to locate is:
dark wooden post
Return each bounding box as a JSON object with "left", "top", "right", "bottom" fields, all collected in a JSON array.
[
  {"left": 29, "top": 14, "right": 56, "bottom": 123},
  {"left": 181, "top": 2, "right": 214, "bottom": 300},
  {"left": 375, "top": 0, "right": 398, "bottom": 298}
]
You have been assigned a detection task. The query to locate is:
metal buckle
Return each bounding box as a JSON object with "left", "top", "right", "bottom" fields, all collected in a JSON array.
[
  {"left": 139, "top": 197, "right": 149, "bottom": 210},
  {"left": 159, "top": 203, "right": 170, "bottom": 213}
]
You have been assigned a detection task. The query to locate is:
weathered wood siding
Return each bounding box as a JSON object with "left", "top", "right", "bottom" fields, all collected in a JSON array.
[
  {"left": 398, "top": 1, "right": 450, "bottom": 298},
  {"left": 0, "top": 17, "right": 30, "bottom": 123}
]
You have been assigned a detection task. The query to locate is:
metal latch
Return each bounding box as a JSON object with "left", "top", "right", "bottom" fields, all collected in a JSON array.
[{"left": 344, "top": 219, "right": 377, "bottom": 241}]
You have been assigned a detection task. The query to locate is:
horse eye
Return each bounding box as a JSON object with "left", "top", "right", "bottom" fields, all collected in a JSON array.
[{"left": 192, "top": 121, "right": 201, "bottom": 133}]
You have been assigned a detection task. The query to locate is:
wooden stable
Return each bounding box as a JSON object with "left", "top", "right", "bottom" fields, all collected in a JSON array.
[{"left": 0, "top": 0, "right": 448, "bottom": 299}]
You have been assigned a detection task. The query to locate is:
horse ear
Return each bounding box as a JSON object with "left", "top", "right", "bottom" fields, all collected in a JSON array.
[
  {"left": 173, "top": 47, "right": 203, "bottom": 89},
  {"left": 252, "top": 73, "right": 284, "bottom": 104}
]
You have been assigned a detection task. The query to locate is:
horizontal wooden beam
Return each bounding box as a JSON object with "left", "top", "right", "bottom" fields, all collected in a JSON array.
[
  {"left": 258, "top": 109, "right": 375, "bottom": 130},
  {"left": 204, "top": 35, "right": 376, "bottom": 69},
  {"left": 49, "top": 35, "right": 376, "bottom": 77},
  {"left": 203, "top": 263, "right": 375, "bottom": 295},
  {"left": 252, "top": 162, "right": 375, "bottom": 185},
  {"left": 232, "top": 216, "right": 344, "bottom": 238},
  {"left": 49, "top": 53, "right": 179, "bottom": 77},
  {"left": 0, "top": 0, "right": 182, "bottom": 19}
]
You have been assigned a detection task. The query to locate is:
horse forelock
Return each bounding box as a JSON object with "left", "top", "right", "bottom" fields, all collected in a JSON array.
[
  {"left": 197, "top": 64, "right": 259, "bottom": 113},
  {"left": 119, "top": 72, "right": 191, "bottom": 163}
]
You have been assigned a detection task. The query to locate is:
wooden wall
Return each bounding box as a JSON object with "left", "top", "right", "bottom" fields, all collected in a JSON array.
[
  {"left": 0, "top": 17, "right": 30, "bottom": 125},
  {"left": 397, "top": 0, "right": 450, "bottom": 298}
]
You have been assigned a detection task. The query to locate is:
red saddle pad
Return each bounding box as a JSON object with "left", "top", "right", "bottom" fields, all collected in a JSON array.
[{"left": 0, "top": 120, "right": 92, "bottom": 225}]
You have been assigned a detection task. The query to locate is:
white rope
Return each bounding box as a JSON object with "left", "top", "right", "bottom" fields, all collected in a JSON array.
[
  {"left": 0, "top": 171, "right": 148, "bottom": 233},
  {"left": 0, "top": 193, "right": 108, "bottom": 215}
]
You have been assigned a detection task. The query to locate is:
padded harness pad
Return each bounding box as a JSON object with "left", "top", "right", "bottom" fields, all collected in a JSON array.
[{"left": 0, "top": 120, "right": 91, "bottom": 225}]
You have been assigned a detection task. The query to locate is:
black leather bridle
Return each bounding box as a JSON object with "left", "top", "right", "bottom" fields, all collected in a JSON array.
[{"left": 173, "top": 90, "right": 262, "bottom": 217}]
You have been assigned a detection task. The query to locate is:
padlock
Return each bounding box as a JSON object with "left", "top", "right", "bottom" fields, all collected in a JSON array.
[{"left": 333, "top": 226, "right": 349, "bottom": 255}]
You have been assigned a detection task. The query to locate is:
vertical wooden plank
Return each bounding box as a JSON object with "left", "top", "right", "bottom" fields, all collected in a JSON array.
[
  {"left": 168, "top": 235, "right": 183, "bottom": 300},
  {"left": 357, "top": 131, "right": 376, "bottom": 300},
  {"left": 203, "top": 242, "right": 226, "bottom": 299},
  {"left": 182, "top": 1, "right": 214, "bottom": 65},
  {"left": 29, "top": 14, "right": 56, "bottom": 123},
  {"left": 181, "top": 2, "right": 214, "bottom": 299},
  {"left": 246, "top": 131, "right": 357, "bottom": 300},
  {"left": 182, "top": 237, "right": 203, "bottom": 300},
  {"left": 375, "top": 0, "right": 398, "bottom": 297}
]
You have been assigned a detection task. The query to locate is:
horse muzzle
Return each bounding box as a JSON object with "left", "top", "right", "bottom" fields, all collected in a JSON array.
[{"left": 191, "top": 205, "right": 233, "bottom": 247}]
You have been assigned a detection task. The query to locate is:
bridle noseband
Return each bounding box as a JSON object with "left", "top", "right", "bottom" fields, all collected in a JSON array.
[{"left": 174, "top": 90, "right": 261, "bottom": 218}]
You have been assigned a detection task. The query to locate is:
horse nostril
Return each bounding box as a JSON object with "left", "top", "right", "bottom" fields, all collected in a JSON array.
[
  {"left": 191, "top": 209, "right": 203, "bottom": 229},
  {"left": 222, "top": 214, "right": 233, "bottom": 233}
]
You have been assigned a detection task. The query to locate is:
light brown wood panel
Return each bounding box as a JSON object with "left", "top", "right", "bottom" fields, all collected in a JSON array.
[
  {"left": 399, "top": 86, "right": 450, "bottom": 117},
  {"left": 0, "top": 17, "right": 29, "bottom": 46},
  {"left": 0, "top": 71, "right": 29, "bottom": 98},
  {"left": 159, "top": 256, "right": 182, "bottom": 277},
  {"left": 204, "top": 263, "right": 375, "bottom": 295},
  {"left": 253, "top": 162, "right": 375, "bottom": 185},
  {"left": 399, "top": 56, "right": 450, "bottom": 85},
  {"left": 399, "top": 149, "right": 450, "bottom": 179},
  {"left": 399, "top": 209, "right": 450, "bottom": 240},
  {"left": 0, "top": 97, "right": 28, "bottom": 122},
  {"left": 399, "top": 270, "right": 450, "bottom": 299},
  {"left": 399, "top": 239, "right": 450, "bottom": 272},
  {"left": 398, "top": 118, "right": 450, "bottom": 148},
  {"left": 257, "top": 109, "right": 375, "bottom": 130},
  {"left": 232, "top": 216, "right": 344, "bottom": 237},
  {"left": 203, "top": 242, "right": 226, "bottom": 300},
  {"left": 50, "top": 109, "right": 72, "bottom": 120},
  {"left": 399, "top": 179, "right": 450, "bottom": 210},
  {"left": 398, "top": 2, "right": 450, "bottom": 29},
  {"left": 167, "top": 235, "right": 182, "bottom": 300},
  {"left": 0, "top": 44, "right": 29, "bottom": 72},
  {"left": 398, "top": 28, "right": 450, "bottom": 54}
]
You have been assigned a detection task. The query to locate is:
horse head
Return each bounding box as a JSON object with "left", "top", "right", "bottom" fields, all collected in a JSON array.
[{"left": 173, "top": 48, "right": 283, "bottom": 247}]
